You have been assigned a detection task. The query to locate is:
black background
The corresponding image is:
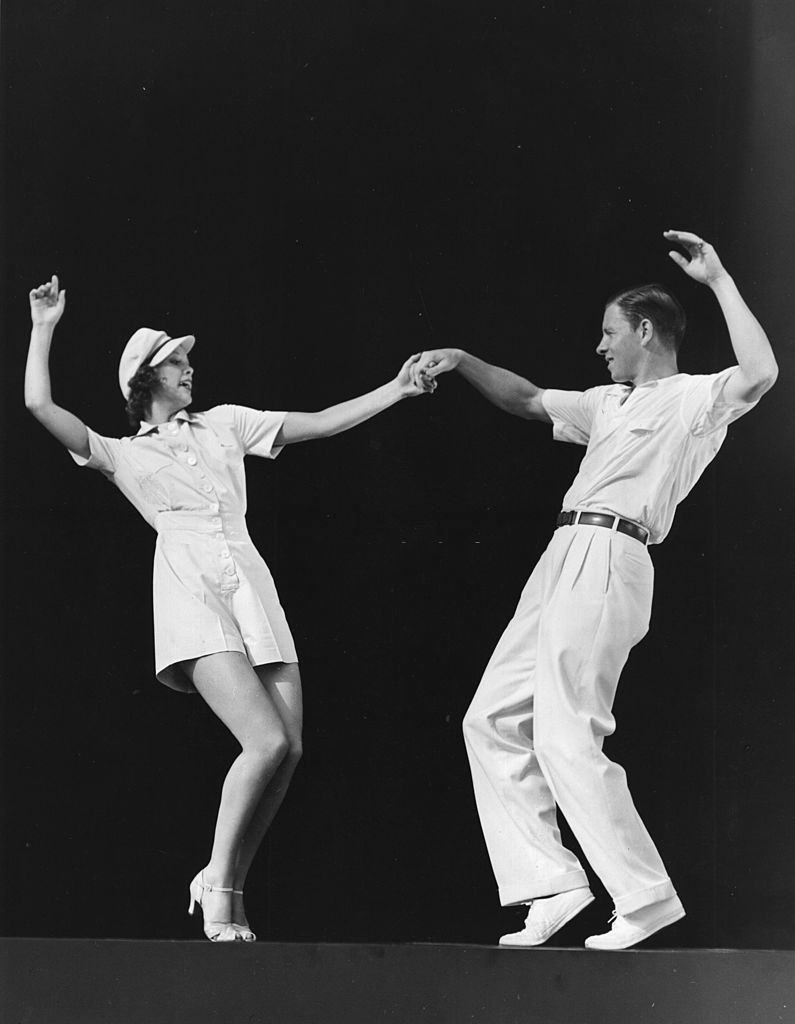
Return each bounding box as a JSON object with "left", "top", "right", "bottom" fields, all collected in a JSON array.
[{"left": 2, "top": 0, "right": 793, "bottom": 948}]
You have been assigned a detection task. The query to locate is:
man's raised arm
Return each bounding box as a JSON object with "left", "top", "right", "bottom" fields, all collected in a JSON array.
[
  {"left": 665, "top": 229, "right": 778, "bottom": 404},
  {"left": 414, "top": 348, "right": 551, "bottom": 422}
]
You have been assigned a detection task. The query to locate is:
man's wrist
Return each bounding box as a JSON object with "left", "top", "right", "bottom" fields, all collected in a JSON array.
[{"left": 707, "top": 271, "right": 735, "bottom": 294}]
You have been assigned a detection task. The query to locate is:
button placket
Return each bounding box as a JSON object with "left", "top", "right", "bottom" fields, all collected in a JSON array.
[{"left": 183, "top": 449, "right": 219, "bottom": 510}]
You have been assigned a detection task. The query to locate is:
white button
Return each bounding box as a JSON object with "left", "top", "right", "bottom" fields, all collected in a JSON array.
[
  {"left": 225, "top": 567, "right": 235, "bottom": 575},
  {"left": 187, "top": 457, "right": 198, "bottom": 466},
  {"left": 181, "top": 445, "right": 189, "bottom": 452},
  {"left": 203, "top": 484, "right": 212, "bottom": 493},
  {"left": 212, "top": 518, "right": 221, "bottom": 527},
  {"left": 221, "top": 549, "right": 230, "bottom": 558},
  {"left": 216, "top": 533, "right": 224, "bottom": 540}
]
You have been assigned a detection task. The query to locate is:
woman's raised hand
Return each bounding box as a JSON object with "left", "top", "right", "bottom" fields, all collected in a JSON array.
[{"left": 29, "top": 274, "right": 66, "bottom": 327}]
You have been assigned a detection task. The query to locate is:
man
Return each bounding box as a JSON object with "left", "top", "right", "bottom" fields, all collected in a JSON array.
[{"left": 413, "top": 230, "right": 777, "bottom": 950}]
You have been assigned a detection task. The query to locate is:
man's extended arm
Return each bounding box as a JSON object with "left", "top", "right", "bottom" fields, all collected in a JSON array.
[
  {"left": 413, "top": 348, "right": 551, "bottom": 422},
  {"left": 665, "top": 230, "right": 778, "bottom": 404}
]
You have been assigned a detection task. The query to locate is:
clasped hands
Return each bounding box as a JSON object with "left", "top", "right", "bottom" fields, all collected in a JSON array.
[
  {"left": 396, "top": 349, "right": 458, "bottom": 397},
  {"left": 404, "top": 347, "right": 461, "bottom": 396}
]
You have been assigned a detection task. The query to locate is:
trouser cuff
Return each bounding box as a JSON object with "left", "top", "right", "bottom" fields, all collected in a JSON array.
[
  {"left": 614, "top": 879, "right": 678, "bottom": 916},
  {"left": 499, "top": 869, "right": 590, "bottom": 907}
]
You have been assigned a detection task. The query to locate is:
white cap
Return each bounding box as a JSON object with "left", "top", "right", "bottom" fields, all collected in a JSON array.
[{"left": 118, "top": 328, "right": 196, "bottom": 398}]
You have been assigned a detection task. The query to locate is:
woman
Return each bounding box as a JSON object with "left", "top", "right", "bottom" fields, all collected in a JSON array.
[{"left": 24, "top": 274, "right": 433, "bottom": 942}]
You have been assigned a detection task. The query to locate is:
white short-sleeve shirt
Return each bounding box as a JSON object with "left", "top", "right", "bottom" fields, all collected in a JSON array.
[
  {"left": 70, "top": 404, "right": 297, "bottom": 691},
  {"left": 71, "top": 404, "right": 287, "bottom": 526},
  {"left": 541, "top": 368, "right": 758, "bottom": 544}
]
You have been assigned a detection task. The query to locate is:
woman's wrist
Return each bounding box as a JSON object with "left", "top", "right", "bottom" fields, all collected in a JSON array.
[
  {"left": 30, "top": 320, "right": 57, "bottom": 341},
  {"left": 391, "top": 376, "right": 413, "bottom": 400}
]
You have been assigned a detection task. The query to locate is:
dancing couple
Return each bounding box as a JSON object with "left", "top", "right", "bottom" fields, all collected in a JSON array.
[{"left": 25, "top": 230, "right": 775, "bottom": 948}]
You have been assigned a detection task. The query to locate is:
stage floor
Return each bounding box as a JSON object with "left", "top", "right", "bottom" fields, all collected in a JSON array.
[{"left": 1, "top": 939, "right": 793, "bottom": 1024}]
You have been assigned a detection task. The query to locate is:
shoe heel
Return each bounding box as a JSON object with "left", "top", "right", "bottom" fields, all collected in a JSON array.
[
  {"left": 188, "top": 870, "right": 236, "bottom": 941},
  {"left": 188, "top": 874, "right": 200, "bottom": 916}
]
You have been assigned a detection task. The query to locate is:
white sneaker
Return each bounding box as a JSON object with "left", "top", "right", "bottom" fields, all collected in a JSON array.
[
  {"left": 499, "top": 887, "right": 595, "bottom": 947},
  {"left": 584, "top": 898, "right": 685, "bottom": 951}
]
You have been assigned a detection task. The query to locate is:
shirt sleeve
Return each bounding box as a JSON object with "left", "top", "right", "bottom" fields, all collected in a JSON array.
[
  {"left": 68, "top": 426, "right": 123, "bottom": 476},
  {"left": 223, "top": 405, "right": 288, "bottom": 459},
  {"left": 541, "top": 387, "right": 604, "bottom": 446},
  {"left": 680, "top": 368, "right": 760, "bottom": 438}
]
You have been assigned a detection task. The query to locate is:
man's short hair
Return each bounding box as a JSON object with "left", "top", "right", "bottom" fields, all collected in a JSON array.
[{"left": 606, "top": 283, "right": 686, "bottom": 352}]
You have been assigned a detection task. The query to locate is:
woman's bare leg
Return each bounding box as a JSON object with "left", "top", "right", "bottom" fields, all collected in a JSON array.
[
  {"left": 232, "top": 662, "right": 303, "bottom": 929},
  {"left": 183, "top": 651, "right": 290, "bottom": 931}
]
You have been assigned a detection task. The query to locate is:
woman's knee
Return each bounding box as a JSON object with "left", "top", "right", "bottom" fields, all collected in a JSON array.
[{"left": 245, "top": 725, "right": 290, "bottom": 766}]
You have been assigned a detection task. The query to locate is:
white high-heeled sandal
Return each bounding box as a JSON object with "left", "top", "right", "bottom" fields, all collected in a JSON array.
[{"left": 188, "top": 871, "right": 239, "bottom": 942}]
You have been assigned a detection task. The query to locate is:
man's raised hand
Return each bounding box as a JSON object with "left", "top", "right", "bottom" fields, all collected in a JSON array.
[
  {"left": 30, "top": 275, "right": 66, "bottom": 327},
  {"left": 664, "top": 230, "right": 728, "bottom": 287}
]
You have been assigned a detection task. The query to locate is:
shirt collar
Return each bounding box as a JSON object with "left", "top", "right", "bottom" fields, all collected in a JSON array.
[
  {"left": 134, "top": 409, "right": 193, "bottom": 438},
  {"left": 636, "top": 372, "right": 684, "bottom": 389},
  {"left": 616, "top": 372, "right": 685, "bottom": 395}
]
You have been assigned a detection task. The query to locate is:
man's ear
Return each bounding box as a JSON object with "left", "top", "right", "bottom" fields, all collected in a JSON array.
[{"left": 638, "top": 317, "right": 655, "bottom": 348}]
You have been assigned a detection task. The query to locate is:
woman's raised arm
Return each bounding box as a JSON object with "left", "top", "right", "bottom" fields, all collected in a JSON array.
[{"left": 25, "top": 275, "right": 90, "bottom": 458}]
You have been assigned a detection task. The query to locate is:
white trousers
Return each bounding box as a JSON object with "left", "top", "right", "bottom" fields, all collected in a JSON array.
[{"left": 463, "top": 523, "right": 678, "bottom": 915}]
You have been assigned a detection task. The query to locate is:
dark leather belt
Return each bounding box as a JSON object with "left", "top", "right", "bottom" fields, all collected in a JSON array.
[{"left": 556, "top": 510, "right": 649, "bottom": 545}]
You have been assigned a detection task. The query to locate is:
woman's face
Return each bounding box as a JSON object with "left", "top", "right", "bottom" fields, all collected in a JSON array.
[{"left": 154, "top": 345, "right": 194, "bottom": 410}]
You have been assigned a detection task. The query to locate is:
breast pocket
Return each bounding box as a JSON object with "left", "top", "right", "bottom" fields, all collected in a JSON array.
[
  {"left": 125, "top": 449, "right": 175, "bottom": 507},
  {"left": 205, "top": 425, "right": 243, "bottom": 467},
  {"left": 627, "top": 416, "right": 662, "bottom": 436}
]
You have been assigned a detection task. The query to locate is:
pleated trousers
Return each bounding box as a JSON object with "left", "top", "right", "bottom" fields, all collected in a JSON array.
[{"left": 463, "top": 522, "right": 677, "bottom": 914}]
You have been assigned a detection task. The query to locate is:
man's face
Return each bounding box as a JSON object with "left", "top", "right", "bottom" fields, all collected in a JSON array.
[
  {"left": 596, "top": 303, "right": 644, "bottom": 384},
  {"left": 154, "top": 345, "right": 194, "bottom": 409}
]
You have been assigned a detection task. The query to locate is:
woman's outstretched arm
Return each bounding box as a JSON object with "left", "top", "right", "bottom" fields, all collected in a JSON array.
[
  {"left": 25, "top": 275, "right": 90, "bottom": 458},
  {"left": 275, "top": 353, "right": 433, "bottom": 445}
]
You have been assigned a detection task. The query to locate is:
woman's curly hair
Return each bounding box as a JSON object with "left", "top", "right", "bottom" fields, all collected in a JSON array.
[{"left": 125, "top": 364, "right": 161, "bottom": 427}]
